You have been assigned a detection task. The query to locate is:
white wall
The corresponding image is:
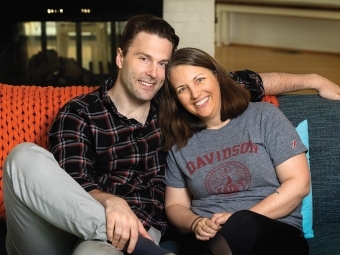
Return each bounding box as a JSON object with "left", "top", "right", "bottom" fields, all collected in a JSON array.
[
  {"left": 228, "top": 13, "right": 340, "bottom": 53},
  {"left": 162, "top": 1, "right": 340, "bottom": 55},
  {"left": 238, "top": 0, "right": 340, "bottom": 7},
  {"left": 163, "top": 0, "right": 215, "bottom": 57}
]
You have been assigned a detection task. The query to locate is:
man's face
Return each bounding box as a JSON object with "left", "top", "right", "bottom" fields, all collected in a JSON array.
[{"left": 116, "top": 32, "right": 173, "bottom": 103}]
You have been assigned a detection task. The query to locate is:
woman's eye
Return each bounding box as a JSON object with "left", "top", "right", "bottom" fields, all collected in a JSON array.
[{"left": 177, "top": 87, "right": 186, "bottom": 93}]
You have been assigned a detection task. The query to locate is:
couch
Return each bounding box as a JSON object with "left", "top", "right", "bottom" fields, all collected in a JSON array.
[{"left": 1, "top": 83, "right": 340, "bottom": 255}]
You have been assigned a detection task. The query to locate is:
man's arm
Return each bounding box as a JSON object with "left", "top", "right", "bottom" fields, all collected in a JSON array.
[
  {"left": 259, "top": 72, "right": 340, "bottom": 101},
  {"left": 89, "top": 189, "right": 152, "bottom": 253}
]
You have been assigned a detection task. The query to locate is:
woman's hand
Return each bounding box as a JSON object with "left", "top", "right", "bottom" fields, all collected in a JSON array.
[
  {"left": 211, "top": 212, "right": 233, "bottom": 226},
  {"left": 192, "top": 217, "right": 220, "bottom": 241}
]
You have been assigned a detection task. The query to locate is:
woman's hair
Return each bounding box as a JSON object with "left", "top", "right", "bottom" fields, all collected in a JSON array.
[
  {"left": 158, "top": 47, "right": 251, "bottom": 151},
  {"left": 119, "top": 14, "right": 180, "bottom": 56}
]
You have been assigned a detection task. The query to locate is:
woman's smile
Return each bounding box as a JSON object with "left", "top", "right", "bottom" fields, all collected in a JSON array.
[{"left": 194, "top": 96, "right": 209, "bottom": 106}]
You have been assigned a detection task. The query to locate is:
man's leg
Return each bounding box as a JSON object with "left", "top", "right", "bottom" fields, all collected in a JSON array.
[
  {"left": 72, "top": 240, "right": 124, "bottom": 255},
  {"left": 72, "top": 228, "right": 173, "bottom": 255},
  {"left": 4, "top": 142, "right": 108, "bottom": 255},
  {"left": 72, "top": 238, "right": 176, "bottom": 255}
]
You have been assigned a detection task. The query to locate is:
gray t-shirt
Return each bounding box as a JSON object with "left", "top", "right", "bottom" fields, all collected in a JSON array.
[{"left": 164, "top": 102, "right": 307, "bottom": 230}]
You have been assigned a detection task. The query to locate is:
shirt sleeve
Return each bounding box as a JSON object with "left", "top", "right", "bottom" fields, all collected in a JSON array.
[
  {"left": 48, "top": 100, "right": 100, "bottom": 192},
  {"left": 260, "top": 103, "right": 308, "bottom": 167},
  {"left": 164, "top": 148, "right": 188, "bottom": 188},
  {"left": 228, "top": 69, "right": 264, "bottom": 102}
]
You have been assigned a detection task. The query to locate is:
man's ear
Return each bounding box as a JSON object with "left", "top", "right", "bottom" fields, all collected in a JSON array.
[{"left": 116, "top": 48, "right": 123, "bottom": 68}]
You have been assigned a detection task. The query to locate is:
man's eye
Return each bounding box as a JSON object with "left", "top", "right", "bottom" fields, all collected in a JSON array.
[{"left": 159, "top": 62, "right": 167, "bottom": 68}]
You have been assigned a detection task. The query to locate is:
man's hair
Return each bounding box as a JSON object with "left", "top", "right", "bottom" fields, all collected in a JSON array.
[
  {"left": 158, "top": 47, "right": 250, "bottom": 151},
  {"left": 119, "top": 14, "right": 180, "bottom": 56}
]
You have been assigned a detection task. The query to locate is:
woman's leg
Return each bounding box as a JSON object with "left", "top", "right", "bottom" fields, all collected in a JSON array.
[
  {"left": 201, "top": 232, "right": 232, "bottom": 255},
  {"left": 203, "top": 210, "right": 308, "bottom": 255}
]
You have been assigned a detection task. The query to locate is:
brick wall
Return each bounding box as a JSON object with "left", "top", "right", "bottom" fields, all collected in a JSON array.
[{"left": 163, "top": 0, "right": 215, "bottom": 57}]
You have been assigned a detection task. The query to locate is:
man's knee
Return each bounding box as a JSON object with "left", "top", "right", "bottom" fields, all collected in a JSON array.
[
  {"left": 72, "top": 240, "right": 123, "bottom": 255},
  {"left": 4, "top": 142, "right": 54, "bottom": 180},
  {"left": 6, "top": 142, "right": 49, "bottom": 163}
]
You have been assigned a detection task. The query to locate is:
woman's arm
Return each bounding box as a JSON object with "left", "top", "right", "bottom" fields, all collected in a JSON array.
[
  {"left": 249, "top": 153, "right": 310, "bottom": 219},
  {"left": 165, "top": 186, "right": 198, "bottom": 234},
  {"left": 260, "top": 72, "right": 340, "bottom": 100},
  {"left": 165, "top": 186, "right": 221, "bottom": 240}
]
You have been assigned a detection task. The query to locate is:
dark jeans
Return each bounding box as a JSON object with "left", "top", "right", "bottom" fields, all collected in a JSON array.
[{"left": 123, "top": 236, "right": 172, "bottom": 255}]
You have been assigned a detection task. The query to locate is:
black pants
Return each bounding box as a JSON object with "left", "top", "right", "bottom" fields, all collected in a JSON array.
[{"left": 179, "top": 210, "right": 309, "bottom": 255}]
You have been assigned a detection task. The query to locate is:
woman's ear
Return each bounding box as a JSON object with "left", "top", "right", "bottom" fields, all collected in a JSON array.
[{"left": 214, "top": 71, "right": 219, "bottom": 83}]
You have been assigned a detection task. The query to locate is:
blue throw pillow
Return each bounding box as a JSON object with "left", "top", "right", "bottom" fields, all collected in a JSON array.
[{"left": 295, "top": 120, "right": 314, "bottom": 239}]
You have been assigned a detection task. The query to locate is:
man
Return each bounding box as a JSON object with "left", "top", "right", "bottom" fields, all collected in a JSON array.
[{"left": 3, "top": 14, "right": 340, "bottom": 255}]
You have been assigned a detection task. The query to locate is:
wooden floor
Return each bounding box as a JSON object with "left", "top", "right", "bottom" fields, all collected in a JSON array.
[{"left": 215, "top": 44, "right": 340, "bottom": 94}]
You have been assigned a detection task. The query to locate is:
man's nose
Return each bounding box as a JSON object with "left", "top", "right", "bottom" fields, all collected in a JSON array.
[{"left": 146, "top": 64, "right": 157, "bottom": 78}]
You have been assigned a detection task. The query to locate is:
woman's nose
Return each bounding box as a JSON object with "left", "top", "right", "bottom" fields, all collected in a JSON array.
[{"left": 190, "top": 87, "right": 201, "bottom": 99}]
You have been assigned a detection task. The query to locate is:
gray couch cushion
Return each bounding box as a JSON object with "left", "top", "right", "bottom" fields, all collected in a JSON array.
[
  {"left": 307, "top": 224, "right": 340, "bottom": 254},
  {"left": 278, "top": 94, "right": 340, "bottom": 226},
  {"left": 278, "top": 94, "right": 340, "bottom": 255}
]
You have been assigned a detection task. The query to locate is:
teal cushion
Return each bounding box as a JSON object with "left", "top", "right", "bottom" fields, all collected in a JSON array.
[{"left": 296, "top": 120, "right": 314, "bottom": 239}]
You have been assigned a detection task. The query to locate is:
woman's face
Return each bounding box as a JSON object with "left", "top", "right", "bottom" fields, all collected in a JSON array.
[{"left": 169, "top": 65, "right": 222, "bottom": 127}]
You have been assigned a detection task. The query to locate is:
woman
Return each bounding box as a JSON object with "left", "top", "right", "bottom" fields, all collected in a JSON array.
[{"left": 158, "top": 47, "right": 310, "bottom": 255}]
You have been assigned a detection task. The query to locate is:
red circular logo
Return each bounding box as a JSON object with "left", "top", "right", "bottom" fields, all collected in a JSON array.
[{"left": 205, "top": 161, "right": 251, "bottom": 196}]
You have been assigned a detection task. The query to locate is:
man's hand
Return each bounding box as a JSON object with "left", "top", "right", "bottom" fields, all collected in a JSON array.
[
  {"left": 89, "top": 190, "right": 152, "bottom": 253},
  {"left": 314, "top": 75, "right": 340, "bottom": 101}
]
